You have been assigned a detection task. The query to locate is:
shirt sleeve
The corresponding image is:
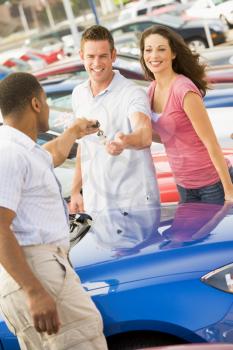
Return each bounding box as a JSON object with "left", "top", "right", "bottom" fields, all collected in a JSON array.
[
  {"left": 175, "top": 78, "right": 202, "bottom": 108},
  {"left": 0, "top": 146, "right": 27, "bottom": 213},
  {"left": 127, "top": 86, "right": 151, "bottom": 120}
]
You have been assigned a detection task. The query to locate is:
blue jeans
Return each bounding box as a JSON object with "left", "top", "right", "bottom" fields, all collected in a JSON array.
[{"left": 177, "top": 166, "right": 233, "bottom": 205}]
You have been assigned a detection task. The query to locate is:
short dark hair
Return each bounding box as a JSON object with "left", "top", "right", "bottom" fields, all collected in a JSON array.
[
  {"left": 139, "top": 25, "right": 208, "bottom": 96},
  {"left": 81, "top": 25, "right": 115, "bottom": 52},
  {"left": 0, "top": 72, "right": 42, "bottom": 117}
]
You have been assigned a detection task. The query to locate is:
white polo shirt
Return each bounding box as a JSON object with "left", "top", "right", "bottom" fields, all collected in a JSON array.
[
  {"left": 0, "top": 126, "right": 70, "bottom": 247},
  {"left": 72, "top": 70, "right": 160, "bottom": 213}
]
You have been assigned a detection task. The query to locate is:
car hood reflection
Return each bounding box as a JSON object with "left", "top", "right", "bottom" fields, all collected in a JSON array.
[{"left": 70, "top": 202, "right": 233, "bottom": 288}]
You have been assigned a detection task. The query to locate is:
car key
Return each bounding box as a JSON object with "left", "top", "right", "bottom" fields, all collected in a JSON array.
[{"left": 97, "top": 129, "right": 107, "bottom": 145}]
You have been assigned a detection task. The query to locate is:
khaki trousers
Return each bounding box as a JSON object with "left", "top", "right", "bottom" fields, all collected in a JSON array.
[{"left": 0, "top": 245, "right": 108, "bottom": 350}]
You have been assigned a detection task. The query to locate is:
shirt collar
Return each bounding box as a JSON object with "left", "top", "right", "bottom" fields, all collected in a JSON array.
[
  {"left": 0, "top": 125, "right": 36, "bottom": 151},
  {"left": 84, "top": 70, "right": 121, "bottom": 96}
]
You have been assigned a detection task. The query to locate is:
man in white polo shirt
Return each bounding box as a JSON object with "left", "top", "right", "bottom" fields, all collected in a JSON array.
[
  {"left": 71, "top": 25, "right": 160, "bottom": 214},
  {"left": 0, "top": 73, "right": 108, "bottom": 350}
]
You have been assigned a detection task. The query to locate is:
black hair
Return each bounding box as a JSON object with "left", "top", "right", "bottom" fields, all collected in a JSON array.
[{"left": 0, "top": 72, "right": 42, "bottom": 117}]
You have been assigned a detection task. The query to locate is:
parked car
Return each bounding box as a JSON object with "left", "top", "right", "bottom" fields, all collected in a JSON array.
[
  {"left": 1, "top": 57, "right": 31, "bottom": 72},
  {"left": 1, "top": 200, "right": 233, "bottom": 349},
  {"left": 200, "top": 45, "right": 233, "bottom": 67},
  {"left": 186, "top": 0, "right": 233, "bottom": 28},
  {"left": 118, "top": 0, "right": 175, "bottom": 21},
  {"left": 26, "top": 24, "right": 85, "bottom": 46},
  {"left": 110, "top": 14, "right": 228, "bottom": 51},
  {"left": 0, "top": 48, "right": 47, "bottom": 71},
  {"left": 24, "top": 37, "right": 65, "bottom": 64},
  {"left": 150, "top": 2, "right": 193, "bottom": 19}
]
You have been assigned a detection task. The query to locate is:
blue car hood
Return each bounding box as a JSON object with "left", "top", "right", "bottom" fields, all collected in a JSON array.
[{"left": 70, "top": 203, "right": 233, "bottom": 289}]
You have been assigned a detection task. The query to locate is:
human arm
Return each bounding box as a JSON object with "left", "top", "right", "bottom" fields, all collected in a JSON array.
[
  {"left": 0, "top": 207, "right": 60, "bottom": 335},
  {"left": 43, "top": 118, "right": 99, "bottom": 167},
  {"left": 183, "top": 92, "right": 233, "bottom": 202},
  {"left": 70, "top": 145, "right": 84, "bottom": 212},
  {"left": 106, "top": 112, "right": 152, "bottom": 156}
]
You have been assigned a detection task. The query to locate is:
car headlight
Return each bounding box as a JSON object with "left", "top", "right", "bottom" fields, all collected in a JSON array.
[{"left": 201, "top": 263, "right": 233, "bottom": 294}]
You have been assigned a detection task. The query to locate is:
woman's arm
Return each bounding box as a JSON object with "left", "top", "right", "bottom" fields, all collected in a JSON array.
[{"left": 183, "top": 92, "right": 233, "bottom": 202}]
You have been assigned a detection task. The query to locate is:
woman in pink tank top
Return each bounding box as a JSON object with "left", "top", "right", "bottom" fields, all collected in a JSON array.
[{"left": 139, "top": 25, "right": 233, "bottom": 204}]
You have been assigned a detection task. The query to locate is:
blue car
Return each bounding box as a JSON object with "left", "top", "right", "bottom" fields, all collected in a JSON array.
[
  {"left": 0, "top": 66, "right": 11, "bottom": 81},
  {"left": 0, "top": 202, "right": 233, "bottom": 349}
]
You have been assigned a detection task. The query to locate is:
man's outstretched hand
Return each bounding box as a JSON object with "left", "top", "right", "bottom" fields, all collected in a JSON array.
[
  {"left": 71, "top": 118, "right": 99, "bottom": 139},
  {"left": 106, "top": 132, "right": 126, "bottom": 156}
]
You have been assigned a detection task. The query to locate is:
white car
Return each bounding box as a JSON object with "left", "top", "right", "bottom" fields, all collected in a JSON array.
[
  {"left": 118, "top": 0, "right": 175, "bottom": 21},
  {"left": 186, "top": 0, "right": 233, "bottom": 27}
]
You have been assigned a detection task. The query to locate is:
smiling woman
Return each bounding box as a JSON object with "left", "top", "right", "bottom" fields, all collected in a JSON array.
[{"left": 140, "top": 24, "right": 233, "bottom": 204}]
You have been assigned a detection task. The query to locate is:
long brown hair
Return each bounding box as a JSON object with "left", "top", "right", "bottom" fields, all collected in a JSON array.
[{"left": 139, "top": 25, "right": 208, "bottom": 96}]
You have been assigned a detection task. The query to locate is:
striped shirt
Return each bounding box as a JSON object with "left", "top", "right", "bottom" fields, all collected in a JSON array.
[{"left": 0, "top": 125, "right": 70, "bottom": 247}]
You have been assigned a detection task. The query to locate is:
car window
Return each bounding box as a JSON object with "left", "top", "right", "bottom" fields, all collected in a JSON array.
[{"left": 137, "top": 8, "right": 147, "bottom": 15}]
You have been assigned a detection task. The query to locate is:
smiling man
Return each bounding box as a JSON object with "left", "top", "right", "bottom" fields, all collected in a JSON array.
[{"left": 71, "top": 25, "right": 160, "bottom": 214}]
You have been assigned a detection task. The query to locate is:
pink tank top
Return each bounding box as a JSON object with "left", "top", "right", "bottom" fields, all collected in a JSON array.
[{"left": 148, "top": 75, "right": 221, "bottom": 189}]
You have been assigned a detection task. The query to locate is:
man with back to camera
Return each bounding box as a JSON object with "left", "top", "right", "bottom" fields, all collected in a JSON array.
[
  {"left": 0, "top": 72, "right": 108, "bottom": 350},
  {"left": 70, "top": 25, "right": 160, "bottom": 214}
]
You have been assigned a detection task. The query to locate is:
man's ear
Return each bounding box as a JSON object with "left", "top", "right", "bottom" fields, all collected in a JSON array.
[
  {"left": 112, "top": 48, "right": 117, "bottom": 62},
  {"left": 79, "top": 50, "right": 84, "bottom": 60},
  {"left": 31, "top": 96, "right": 41, "bottom": 113}
]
